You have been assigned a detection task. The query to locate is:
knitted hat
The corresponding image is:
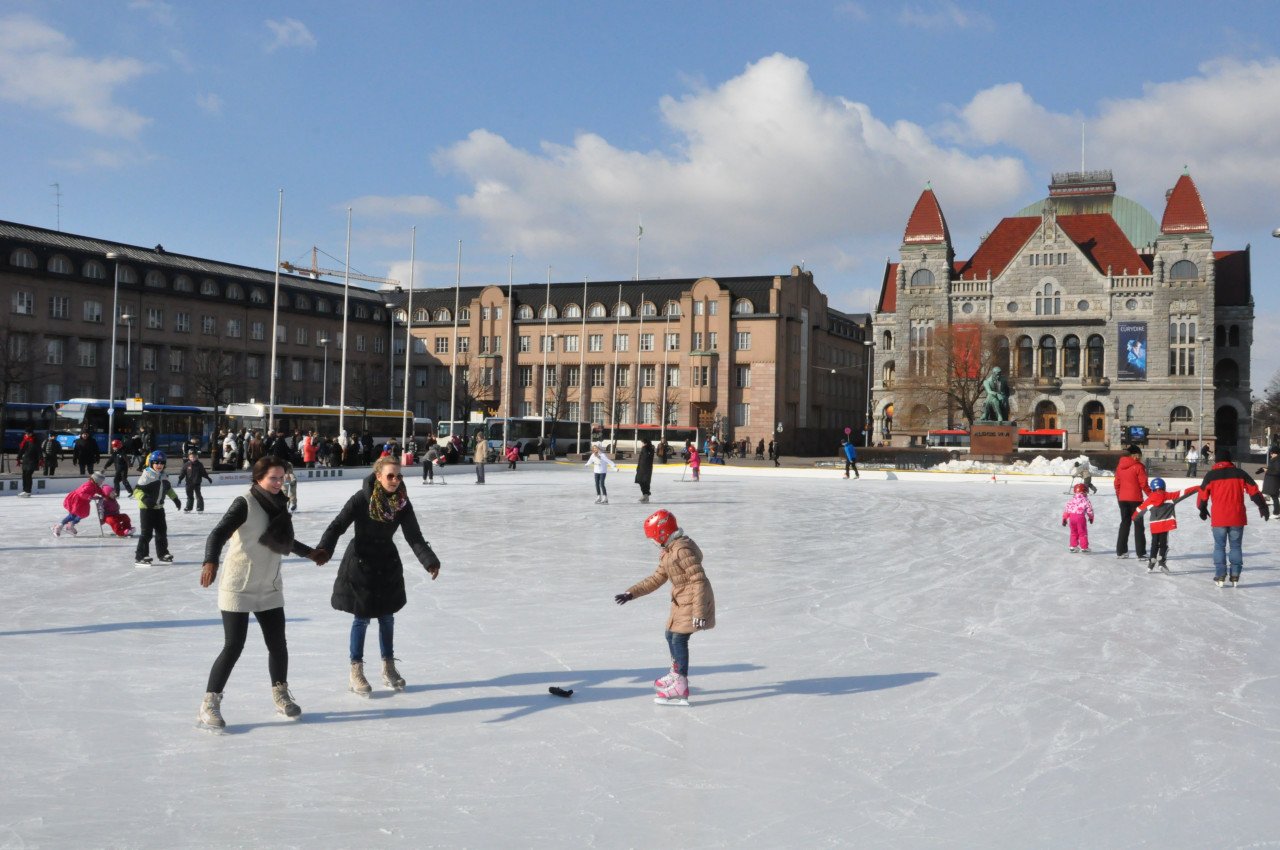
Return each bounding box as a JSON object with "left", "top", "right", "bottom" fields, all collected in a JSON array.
[
  {"left": 1216, "top": 447, "right": 1233, "bottom": 463},
  {"left": 90, "top": 472, "right": 106, "bottom": 486}
]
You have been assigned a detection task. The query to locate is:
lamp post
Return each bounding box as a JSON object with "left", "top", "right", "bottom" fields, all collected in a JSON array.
[
  {"left": 105, "top": 252, "right": 122, "bottom": 444},
  {"left": 120, "top": 313, "right": 134, "bottom": 399},
  {"left": 319, "top": 337, "right": 329, "bottom": 406},
  {"left": 385, "top": 301, "right": 397, "bottom": 407},
  {"left": 863, "top": 339, "right": 875, "bottom": 447},
  {"left": 1198, "top": 335, "right": 1211, "bottom": 447}
]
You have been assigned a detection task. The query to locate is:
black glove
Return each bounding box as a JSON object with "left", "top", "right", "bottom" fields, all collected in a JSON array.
[
  {"left": 1199, "top": 505, "right": 1210, "bottom": 521},
  {"left": 614, "top": 592, "right": 632, "bottom": 605},
  {"left": 549, "top": 686, "right": 573, "bottom": 698},
  {"left": 1252, "top": 494, "right": 1270, "bottom": 521},
  {"left": 1062, "top": 518, "right": 1067, "bottom": 527},
  {"left": 419, "top": 545, "right": 442, "bottom": 572}
]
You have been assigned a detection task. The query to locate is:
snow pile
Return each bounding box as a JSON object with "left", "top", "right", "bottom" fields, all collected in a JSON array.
[{"left": 931, "top": 454, "right": 1108, "bottom": 476}]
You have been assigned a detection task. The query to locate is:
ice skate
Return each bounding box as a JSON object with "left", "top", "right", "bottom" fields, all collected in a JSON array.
[
  {"left": 654, "top": 674, "right": 689, "bottom": 706},
  {"left": 1068, "top": 546, "right": 1078, "bottom": 553},
  {"left": 64, "top": 523, "right": 77, "bottom": 536},
  {"left": 271, "top": 682, "right": 301, "bottom": 718},
  {"left": 654, "top": 665, "right": 678, "bottom": 689},
  {"left": 135, "top": 556, "right": 153, "bottom": 567},
  {"left": 382, "top": 658, "right": 406, "bottom": 691},
  {"left": 52, "top": 523, "right": 63, "bottom": 537},
  {"left": 594, "top": 496, "right": 601, "bottom": 504},
  {"left": 197, "top": 692, "right": 226, "bottom": 732},
  {"left": 1147, "top": 559, "right": 1156, "bottom": 572},
  {"left": 601, "top": 496, "right": 608, "bottom": 504},
  {"left": 1159, "top": 562, "right": 1170, "bottom": 573},
  {"left": 1230, "top": 574, "right": 1240, "bottom": 587},
  {"left": 349, "top": 661, "right": 372, "bottom": 697},
  {"left": 1080, "top": 547, "right": 1090, "bottom": 553},
  {"left": 158, "top": 553, "right": 174, "bottom": 563},
  {"left": 1215, "top": 576, "right": 1225, "bottom": 587}
]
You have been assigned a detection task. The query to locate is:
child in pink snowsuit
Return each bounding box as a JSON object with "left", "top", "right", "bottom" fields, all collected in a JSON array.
[{"left": 1062, "top": 482, "right": 1095, "bottom": 552}]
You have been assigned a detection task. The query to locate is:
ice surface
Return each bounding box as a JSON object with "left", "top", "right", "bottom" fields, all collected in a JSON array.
[{"left": 3, "top": 463, "right": 1280, "bottom": 848}]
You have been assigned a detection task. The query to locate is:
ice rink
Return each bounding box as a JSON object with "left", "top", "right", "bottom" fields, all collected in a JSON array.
[{"left": 3, "top": 462, "right": 1280, "bottom": 848}]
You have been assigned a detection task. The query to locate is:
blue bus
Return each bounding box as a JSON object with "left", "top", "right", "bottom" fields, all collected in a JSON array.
[
  {"left": 53, "top": 399, "right": 215, "bottom": 455},
  {"left": 1, "top": 402, "right": 57, "bottom": 452}
]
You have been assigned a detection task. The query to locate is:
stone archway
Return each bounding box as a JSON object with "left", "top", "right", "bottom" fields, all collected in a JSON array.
[
  {"left": 1033, "top": 400, "right": 1059, "bottom": 430},
  {"left": 1215, "top": 405, "right": 1239, "bottom": 451},
  {"left": 1082, "top": 401, "right": 1106, "bottom": 442}
]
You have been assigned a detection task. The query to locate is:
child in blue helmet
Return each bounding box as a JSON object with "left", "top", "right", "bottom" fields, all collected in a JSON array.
[
  {"left": 133, "top": 450, "right": 181, "bottom": 566},
  {"left": 1133, "top": 477, "right": 1200, "bottom": 572}
]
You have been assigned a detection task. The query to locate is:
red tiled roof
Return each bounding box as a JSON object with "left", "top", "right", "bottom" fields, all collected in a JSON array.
[
  {"left": 1214, "top": 249, "right": 1250, "bottom": 306},
  {"left": 1161, "top": 173, "right": 1210, "bottom": 234},
  {"left": 957, "top": 218, "right": 1038, "bottom": 280},
  {"left": 1057, "top": 214, "right": 1151, "bottom": 275},
  {"left": 903, "top": 189, "right": 951, "bottom": 244},
  {"left": 878, "top": 261, "right": 898, "bottom": 313}
]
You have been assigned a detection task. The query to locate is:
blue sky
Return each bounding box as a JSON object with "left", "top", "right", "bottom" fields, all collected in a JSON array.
[{"left": 3, "top": 1, "right": 1280, "bottom": 380}]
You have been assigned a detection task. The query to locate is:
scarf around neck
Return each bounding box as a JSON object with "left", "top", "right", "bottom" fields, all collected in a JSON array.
[
  {"left": 368, "top": 483, "right": 408, "bottom": 523},
  {"left": 250, "top": 484, "right": 295, "bottom": 554}
]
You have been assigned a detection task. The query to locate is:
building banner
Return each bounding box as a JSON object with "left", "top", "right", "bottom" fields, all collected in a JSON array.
[{"left": 1117, "top": 321, "right": 1147, "bottom": 381}]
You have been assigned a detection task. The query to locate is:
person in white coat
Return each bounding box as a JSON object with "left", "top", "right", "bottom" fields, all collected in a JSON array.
[
  {"left": 196, "top": 456, "right": 326, "bottom": 730},
  {"left": 584, "top": 442, "right": 618, "bottom": 504}
]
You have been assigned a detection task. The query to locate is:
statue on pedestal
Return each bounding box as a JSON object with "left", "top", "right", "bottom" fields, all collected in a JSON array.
[{"left": 979, "top": 366, "right": 1009, "bottom": 423}]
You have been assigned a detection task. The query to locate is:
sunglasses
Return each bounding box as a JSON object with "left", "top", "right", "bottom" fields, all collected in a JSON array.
[{"left": 382, "top": 473, "right": 402, "bottom": 480}]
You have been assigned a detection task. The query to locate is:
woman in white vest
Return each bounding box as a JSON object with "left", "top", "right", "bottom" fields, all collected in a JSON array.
[{"left": 196, "top": 456, "right": 326, "bottom": 731}]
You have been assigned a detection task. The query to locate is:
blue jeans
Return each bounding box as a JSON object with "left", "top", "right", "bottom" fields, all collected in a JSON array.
[
  {"left": 664, "top": 629, "right": 690, "bottom": 676},
  {"left": 59, "top": 512, "right": 81, "bottom": 526},
  {"left": 349, "top": 615, "right": 394, "bottom": 661},
  {"left": 1211, "top": 526, "right": 1244, "bottom": 579},
  {"left": 594, "top": 472, "right": 608, "bottom": 496}
]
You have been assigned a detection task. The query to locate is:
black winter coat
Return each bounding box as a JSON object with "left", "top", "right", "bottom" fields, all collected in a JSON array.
[
  {"left": 634, "top": 443, "right": 655, "bottom": 485},
  {"left": 318, "top": 481, "right": 439, "bottom": 618},
  {"left": 1262, "top": 455, "right": 1280, "bottom": 498},
  {"left": 18, "top": 439, "right": 40, "bottom": 473}
]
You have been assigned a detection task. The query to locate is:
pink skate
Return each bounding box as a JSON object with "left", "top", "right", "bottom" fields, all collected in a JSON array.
[{"left": 654, "top": 674, "right": 689, "bottom": 706}]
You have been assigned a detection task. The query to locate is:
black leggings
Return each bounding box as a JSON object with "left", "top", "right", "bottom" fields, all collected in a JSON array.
[{"left": 205, "top": 608, "right": 288, "bottom": 692}]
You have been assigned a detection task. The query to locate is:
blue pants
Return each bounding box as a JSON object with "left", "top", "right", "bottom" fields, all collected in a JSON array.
[
  {"left": 59, "top": 512, "right": 81, "bottom": 526},
  {"left": 594, "top": 472, "right": 608, "bottom": 496},
  {"left": 349, "top": 615, "right": 394, "bottom": 661},
  {"left": 1211, "top": 526, "right": 1244, "bottom": 579},
  {"left": 664, "top": 629, "right": 690, "bottom": 676}
]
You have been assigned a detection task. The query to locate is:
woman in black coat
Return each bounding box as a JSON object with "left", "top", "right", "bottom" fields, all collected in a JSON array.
[
  {"left": 1260, "top": 447, "right": 1280, "bottom": 513},
  {"left": 634, "top": 436, "right": 655, "bottom": 503},
  {"left": 17, "top": 430, "right": 40, "bottom": 496},
  {"left": 313, "top": 456, "right": 441, "bottom": 696}
]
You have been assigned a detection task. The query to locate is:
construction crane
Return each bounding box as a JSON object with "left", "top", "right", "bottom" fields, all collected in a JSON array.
[{"left": 279, "top": 246, "right": 400, "bottom": 288}]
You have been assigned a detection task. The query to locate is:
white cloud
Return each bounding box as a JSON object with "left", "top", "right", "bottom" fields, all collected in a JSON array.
[
  {"left": 343, "top": 195, "right": 446, "bottom": 219},
  {"left": 195, "top": 92, "right": 222, "bottom": 115},
  {"left": 128, "top": 0, "right": 176, "bottom": 27},
  {"left": 265, "top": 18, "right": 316, "bottom": 52},
  {"left": 435, "top": 54, "right": 1028, "bottom": 283},
  {"left": 898, "top": 2, "right": 993, "bottom": 30},
  {"left": 0, "top": 14, "right": 152, "bottom": 137},
  {"left": 834, "top": 2, "right": 870, "bottom": 22}
]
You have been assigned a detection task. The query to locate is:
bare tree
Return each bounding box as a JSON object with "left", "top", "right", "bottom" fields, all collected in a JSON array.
[
  {"left": 894, "top": 322, "right": 1013, "bottom": 432},
  {"left": 0, "top": 321, "right": 45, "bottom": 468},
  {"left": 1253, "top": 370, "right": 1280, "bottom": 446},
  {"left": 190, "top": 349, "right": 244, "bottom": 428}
]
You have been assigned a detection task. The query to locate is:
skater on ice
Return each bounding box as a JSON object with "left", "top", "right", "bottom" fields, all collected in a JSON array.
[
  {"left": 1132, "top": 478, "right": 1200, "bottom": 572},
  {"left": 178, "top": 450, "right": 213, "bottom": 513},
  {"left": 841, "top": 437, "right": 859, "bottom": 479},
  {"left": 52, "top": 472, "right": 106, "bottom": 537},
  {"left": 197, "top": 456, "right": 326, "bottom": 730},
  {"left": 634, "top": 435, "right": 655, "bottom": 503},
  {"left": 312, "top": 457, "right": 441, "bottom": 697},
  {"left": 101, "top": 438, "right": 132, "bottom": 496},
  {"left": 1196, "top": 449, "right": 1270, "bottom": 587},
  {"left": 1061, "top": 482, "right": 1095, "bottom": 553},
  {"left": 686, "top": 440, "right": 701, "bottom": 481},
  {"left": 1113, "top": 444, "right": 1151, "bottom": 560},
  {"left": 1070, "top": 460, "right": 1097, "bottom": 495},
  {"left": 584, "top": 441, "right": 617, "bottom": 504},
  {"left": 132, "top": 451, "right": 181, "bottom": 567},
  {"left": 98, "top": 486, "right": 134, "bottom": 537},
  {"left": 614, "top": 509, "right": 716, "bottom": 705}
]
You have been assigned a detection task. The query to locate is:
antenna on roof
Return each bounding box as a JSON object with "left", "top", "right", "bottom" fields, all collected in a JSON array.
[
  {"left": 49, "top": 182, "right": 62, "bottom": 231},
  {"left": 1080, "top": 122, "right": 1085, "bottom": 173}
]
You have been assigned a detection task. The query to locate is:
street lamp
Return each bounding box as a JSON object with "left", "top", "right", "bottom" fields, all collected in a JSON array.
[
  {"left": 385, "top": 301, "right": 397, "bottom": 407},
  {"left": 319, "top": 337, "right": 329, "bottom": 406},
  {"left": 120, "top": 313, "right": 134, "bottom": 399},
  {"left": 863, "top": 339, "right": 876, "bottom": 447},
  {"left": 1198, "top": 335, "right": 1211, "bottom": 447},
  {"left": 105, "top": 252, "right": 121, "bottom": 444}
]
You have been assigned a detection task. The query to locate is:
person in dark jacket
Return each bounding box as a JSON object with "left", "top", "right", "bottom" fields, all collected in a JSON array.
[
  {"left": 41, "top": 433, "right": 60, "bottom": 477},
  {"left": 1198, "top": 448, "right": 1270, "bottom": 586},
  {"left": 17, "top": 430, "right": 40, "bottom": 496},
  {"left": 179, "top": 450, "right": 214, "bottom": 513},
  {"left": 133, "top": 450, "right": 181, "bottom": 566},
  {"left": 101, "top": 439, "right": 132, "bottom": 495},
  {"left": 1258, "top": 446, "right": 1280, "bottom": 514},
  {"left": 635, "top": 436, "right": 655, "bottom": 503},
  {"left": 72, "top": 431, "right": 100, "bottom": 475},
  {"left": 312, "top": 457, "right": 441, "bottom": 696},
  {"left": 841, "top": 438, "right": 858, "bottom": 479},
  {"left": 1113, "top": 444, "right": 1151, "bottom": 560}
]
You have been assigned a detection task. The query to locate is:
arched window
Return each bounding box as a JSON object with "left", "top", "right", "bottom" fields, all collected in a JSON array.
[
  {"left": 250, "top": 288, "right": 267, "bottom": 304},
  {"left": 226, "top": 283, "right": 244, "bottom": 300},
  {"left": 732, "top": 298, "right": 754, "bottom": 315},
  {"left": 414, "top": 308, "right": 429, "bottom": 322},
  {"left": 458, "top": 307, "right": 470, "bottom": 321},
  {"left": 354, "top": 304, "right": 368, "bottom": 319},
  {"left": 1217, "top": 358, "right": 1240, "bottom": 389},
  {"left": 588, "top": 303, "right": 606, "bottom": 318},
  {"left": 1126, "top": 404, "right": 1136, "bottom": 421},
  {"left": 1169, "top": 259, "right": 1199, "bottom": 280},
  {"left": 434, "top": 308, "right": 451, "bottom": 322},
  {"left": 1062, "top": 335, "right": 1080, "bottom": 378},
  {"left": 145, "top": 271, "right": 166, "bottom": 288},
  {"left": 118, "top": 266, "right": 137, "bottom": 284},
  {"left": 9, "top": 248, "right": 37, "bottom": 268},
  {"left": 1035, "top": 281, "right": 1062, "bottom": 316},
  {"left": 279, "top": 292, "right": 291, "bottom": 308},
  {"left": 539, "top": 304, "right": 558, "bottom": 319},
  {"left": 1215, "top": 324, "right": 1225, "bottom": 347},
  {"left": 882, "top": 329, "right": 893, "bottom": 351},
  {"left": 393, "top": 309, "right": 407, "bottom": 323},
  {"left": 1016, "top": 335, "right": 1034, "bottom": 379},
  {"left": 640, "top": 301, "right": 657, "bottom": 317},
  {"left": 564, "top": 303, "right": 582, "bottom": 318},
  {"left": 201, "top": 279, "right": 220, "bottom": 296},
  {"left": 882, "top": 360, "right": 895, "bottom": 387},
  {"left": 517, "top": 305, "right": 534, "bottom": 320},
  {"left": 1086, "top": 334, "right": 1105, "bottom": 378},
  {"left": 995, "top": 336, "right": 1010, "bottom": 373},
  {"left": 1228, "top": 325, "right": 1240, "bottom": 347},
  {"left": 294, "top": 294, "right": 310, "bottom": 310},
  {"left": 663, "top": 300, "right": 681, "bottom": 316},
  {"left": 47, "top": 255, "right": 73, "bottom": 274},
  {"left": 173, "top": 275, "right": 194, "bottom": 293},
  {"left": 1170, "top": 406, "right": 1193, "bottom": 426},
  {"left": 83, "top": 260, "right": 106, "bottom": 280},
  {"left": 613, "top": 302, "right": 632, "bottom": 317},
  {"left": 316, "top": 298, "right": 329, "bottom": 313},
  {"left": 910, "top": 268, "right": 934, "bottom": 287},
  {"left": 1038, "top": 335, "right": 1057, "bottom": 377}
]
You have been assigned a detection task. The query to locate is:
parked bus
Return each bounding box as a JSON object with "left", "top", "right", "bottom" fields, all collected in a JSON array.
[
  {"left": 926, "top": 429, "right": 970, "bottom": 451},
  {"left": 2, "top": 402, "right": 57, "bottom": 452},
  {"left": 483, "top": 417, "right": 590, "bottom": 458},
  {"left": 435, "top": 416, "right": 486, "bottom": 444},
  {"left": 223, "top": 403, "right": 423, "bottom": 447},
  {"left": 53, "top": 399, "right": 214, "bottom": 454},
  {"left": 605, "top": 424, "right": 701, "bottom": 460},
  {"left": 1016, "top": 428, "right": 1068, "bottom": 452}
]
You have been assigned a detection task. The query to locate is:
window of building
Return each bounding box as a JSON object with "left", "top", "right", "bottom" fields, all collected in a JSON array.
[
  {"left": 203, "top": 315, "right": 217, "bottom": 335},
  {"left": 519, "top": 365, "right": 533, "bottom": 387},
  {"left": 78, "top": 340, "right": 97, "bottom": 367},
  {"left": 910, "top": 268, "right": 934, "bottom": 287},
  {"left": 612, "top": 334, "right": 629, "bottom": 352},
  {"left": 516, "top": 304, "right": 533, "bottom": 320},
  {"left": 1168, "top": 318, "right": 1197, "bottom": 376},
  {"left": 733, "top": 298, "right": 754, "bottom": 315},
  {"left": 435, "top": 336, "right": 449, "bottom": 354},
  {"left": 735, "top": 365, "right": 751, "bottom": 388},
  {"left": 615, "top": 401, "right": 630, "bottom": 424},
  {"left": 11, "top": 289, "right": 37, "bottom": 315},
  {"left": 356, "top": 334, "right": 366, "bottom": 352},
  {"left": 1038, "top": 335, "right": 1056, "bottom": 378},
  {"left": 1170, "top": 406, "right": 1194, "bottom": 429},
  {"left": 518, "top": 335, "right": 531, "bottom": 353},
  {"left": 82, "top": 299, "right": 103, "bottom": 323},
  {"left": 641, "top": 401, "right": 656, "bottom": 424},
  {"left": 565, "top": 303, "right": 582, "bottom": 318},
  {"left": 42, "top": 384, "right": 61, "bottom": 403},
  {"left": 910, "top": 322, "right": 934, "bottom": 377},
  {"left": 545, "top": 365, "right": 558, "bottom": 387},
  {"left": 173, "top": 312, "right": 190, "bottom": 333},
  {"left": 692, "top": 331, "right": 703, "bottom": 351},
  {"left": 480, "top": 306, "right": 490, "bottom": 320},
  {"left": 199, "top": 279, "right": 218, "bottom": 296},
  {"left": 693, "top": 301, "right": 704, "bottom": 316},
  {"left": 372, "top": 335, "right": 384, "bottom": 354},
  {"left": 84, "top": 260, "right": 106, "bottom": 279},
  {"left": 540, "top": 335, "right": 555, "bottom": 353},
  {"left": 491, "top": 335, "right": 500, "bottom": 353},
  {"left": 1062, "top": 335, "right": 1080, "bottom": 378},
  {"left": 1168, "top": 260, "right": 1199, "bottom": 280},
  {"left": 275, "top": 324, "right": 286, "bottom": 343},
  {"left": 1034, "top": 281, "right": 1062, "bottom": 316},
  {"left": 296, "top": 327, "right": 308, "bottom": 345},
  {"left": 459, "top": 307, "right": 470, "bottom": 321},
  {"left": 457, "top": 336, "right": 469, "bottom": 353},
  {"left": 665, "top": 332, "right": 679, "bottom": 351},
  {"left": 144, "top": 271, "right": 165, "bottom": 289},
  {"left": 1086, "top": 334, "right": 1104, "bottom": 378},
  {"left": 589, "top": 365, "right": 605, "bottom": 387},
  {"left": 564, "top": 335, "right": 579, "bottom": 353},
  {"left": 733, "top": 403, "right": 751, "bottom": 427},
  {"left": 169, "top": 349, "right": 185, "bottom": 373},
  {"left": 613, "top": 302, "right": 632, "bottom": 317},
  {"left": 639, "top": 333, "right": 654, "bottom": 352},
  {"left": 539, "top": 304, "right": 558, "bottom": 319},
  {"left": 663, "top": 301, "right": 681, "bottom": 317},
  {"left": 588, "top": 334, "right": 603, "bottom": 352},
  {"left": 10, "top": 248, "right": 37, "bottom": 268},
  {"left": 1228, "top": 325, "right": 1240, "bottom": 347},
  {"left": 691, "top": 365, "right": 713, "bottom": 387},
  {"left": 709, "top": 332, "right": 718, "bottom": 350},
  {"left": 246, "top": 356, "right": 260, "bottom": 379},
  {"left": 588, "top": 303, "right": 606, "bottom": 318},
  {"left": 734, "top": 332, "right": 751, "bottom": 350},
  {"left": 295, "top": 294, "right": 311, "bottom": 311},
  {"left": 566, "top": 365, "right": 580, "bottom": 386},
  {"left": 434, "top": 308, "right": 451, "bottom": 322},
  {"left": 147, "top": 307, "right": 163, "bottom": 329},
  {"left": 666, "top": 365, "right": 680, "bottom": 387},
  {"left": 141, "top": 345, "right": 157, "bottom": 372},
  {"left": 227, "top": 319, "right": 241, "bottom": 338},
  {"left": 641, "top": 364, "right": 656, "bottom": 388},
  {"left": 616, "top": 365, "right": 630, "bottom": 387},
  {"left": 250, "top": 288, "right": 267, "bottom": 304},
  {"left": 640, "top": 301, "right": 657, "bottom": 317},
  {"left": 412, "top": 338, "right": 426, "bottom": 355},
  {"left": 590, "top": 402, "right": 605, "bottom": 424},
  {"left": 174, "top": 275, "right": 194, "bottom": 293},
  {"left": 49, "top": 295, "right": 70, "bottom": 319},
  {"left": 250, "top": 321, "right": 265, "bottom": 341},
  {"left": 48, "top": 255, "right": 73, "bottom": 274}
]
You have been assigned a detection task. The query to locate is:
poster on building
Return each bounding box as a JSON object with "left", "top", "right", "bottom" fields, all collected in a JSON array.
[{"left": 1117, "top": 321, "right": 1147, "bottom": 381}]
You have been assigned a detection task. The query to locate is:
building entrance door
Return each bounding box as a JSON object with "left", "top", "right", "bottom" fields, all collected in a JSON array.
[{"left": 1083, "top": 401, "right": 1105, "bottom": 442}]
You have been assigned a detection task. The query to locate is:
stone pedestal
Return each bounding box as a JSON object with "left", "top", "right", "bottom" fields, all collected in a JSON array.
[{"left": 971, "top": 423, "right": 1016, "bottom": 456}]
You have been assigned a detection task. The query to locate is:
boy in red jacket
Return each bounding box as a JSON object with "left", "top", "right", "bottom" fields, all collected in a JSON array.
[
  {"left": 1197, "top": 448, "right": 1270, "bottom": 587},
  {"left": 1133, "top": 478, "right": 1199, "bottom": 573},
  {"left": 1113, "top": 444, "right": 1151, "bottom": 560}
]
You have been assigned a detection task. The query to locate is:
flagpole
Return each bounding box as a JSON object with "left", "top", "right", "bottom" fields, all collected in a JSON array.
[
  {"left": 660, "top": 307, "right": 671, "bottom": 448},
  {"left": 634, "top": 290, "right": 644, "bottom": 451},
  {"left": 338, "top": 207, "right": 352, "bottom": 440},
  {"left": 635, "top": 217, "right": 642, "bottom": 282},
  {"left": 610, "top": 282, "right": 622, "bottom": 449},
  {"left": 268, "top": 189, "right": 283, "bottom": 433},
  {"left": 540, "top": 264, "right": 551, "bottom": 442},
  {"left": 578, "top": 277, "right": 588, "bottom": 453},
  {"left": 504, "top": 254, "right": 514, "bottom": 451},
  {"left": 400, "top": 226, "right": 416, "bottom": 447},
  {"left": 449, "top": 240, "right": 461, "bottom": 438}
]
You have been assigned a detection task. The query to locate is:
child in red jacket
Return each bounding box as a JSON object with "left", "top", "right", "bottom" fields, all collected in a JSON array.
[
  {"left": 1133, "top": 478, "right": 1199, "bottom": 572},
  {"left": 1061, "top": 483, "right": 1095, "bottom": 552},
  {"left": 100, "top": 486, "right": 134, "bottom": 537}
]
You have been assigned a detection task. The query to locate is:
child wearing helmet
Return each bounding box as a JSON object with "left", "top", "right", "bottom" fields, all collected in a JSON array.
[
  {"left": 99, "top": 485, "right": 134, "bottom": 537},
  {"left": 1062, "top": 482, "right": 1096, "bottom": 553},
  {"left": 101, "top": 438, "right": 132, "bottom": 495},
  {"left": 133, "top": 451, "right": 181, "bottom": 566},
  {"left": 1133, "top": 478, "right": 1200, "bottom": 572},
  {"left": 614, "top": 509, "right": 716, "bottom": 705}
]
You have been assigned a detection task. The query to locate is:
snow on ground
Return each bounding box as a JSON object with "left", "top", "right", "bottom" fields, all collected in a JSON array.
[
  {"left": 931, "top": 453, "right": 1106, "bottom": 476},
  {"left": 3, "top": 463, "right": 1280, "bottom": 848}
]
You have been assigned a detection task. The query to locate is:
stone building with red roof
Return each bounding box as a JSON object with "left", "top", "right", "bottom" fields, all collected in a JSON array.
[{"left": 871, "top": 170, "right": 1253, "bottom": 455}]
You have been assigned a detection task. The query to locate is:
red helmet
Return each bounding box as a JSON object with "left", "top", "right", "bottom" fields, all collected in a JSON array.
[
  {"left": 643, "top": 510, "right": 679, "bottom": 546},
  {"left": 1073, "top": 482, "right": 1087, "bottom": 494},
  {"left": 111, "top": 439, "right": 123, "bottom": 450}
]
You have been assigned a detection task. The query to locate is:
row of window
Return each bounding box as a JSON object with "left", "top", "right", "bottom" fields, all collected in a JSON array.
[
  {"left": 421, "top": 296, "right": 756, "bottom": 325},
  {"left": 8, "top": 284, "right": 387, "bottom": 321},
  {"left": 508, "top": 363, "right": 754, "bottom": 390},
  {"left": 430, "top": 331, "right": 753, "bottom": 355}
]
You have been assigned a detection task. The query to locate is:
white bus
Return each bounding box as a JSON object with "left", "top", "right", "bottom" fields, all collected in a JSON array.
[
  {"left": 224, "top": 403, "right": 426, "bottom": 445},
  {"left": 602, "top": 424, "right": 700, "bottom": 460},
  {"left": 483, "top": 417, "right": 590, "bottom": 458}
]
